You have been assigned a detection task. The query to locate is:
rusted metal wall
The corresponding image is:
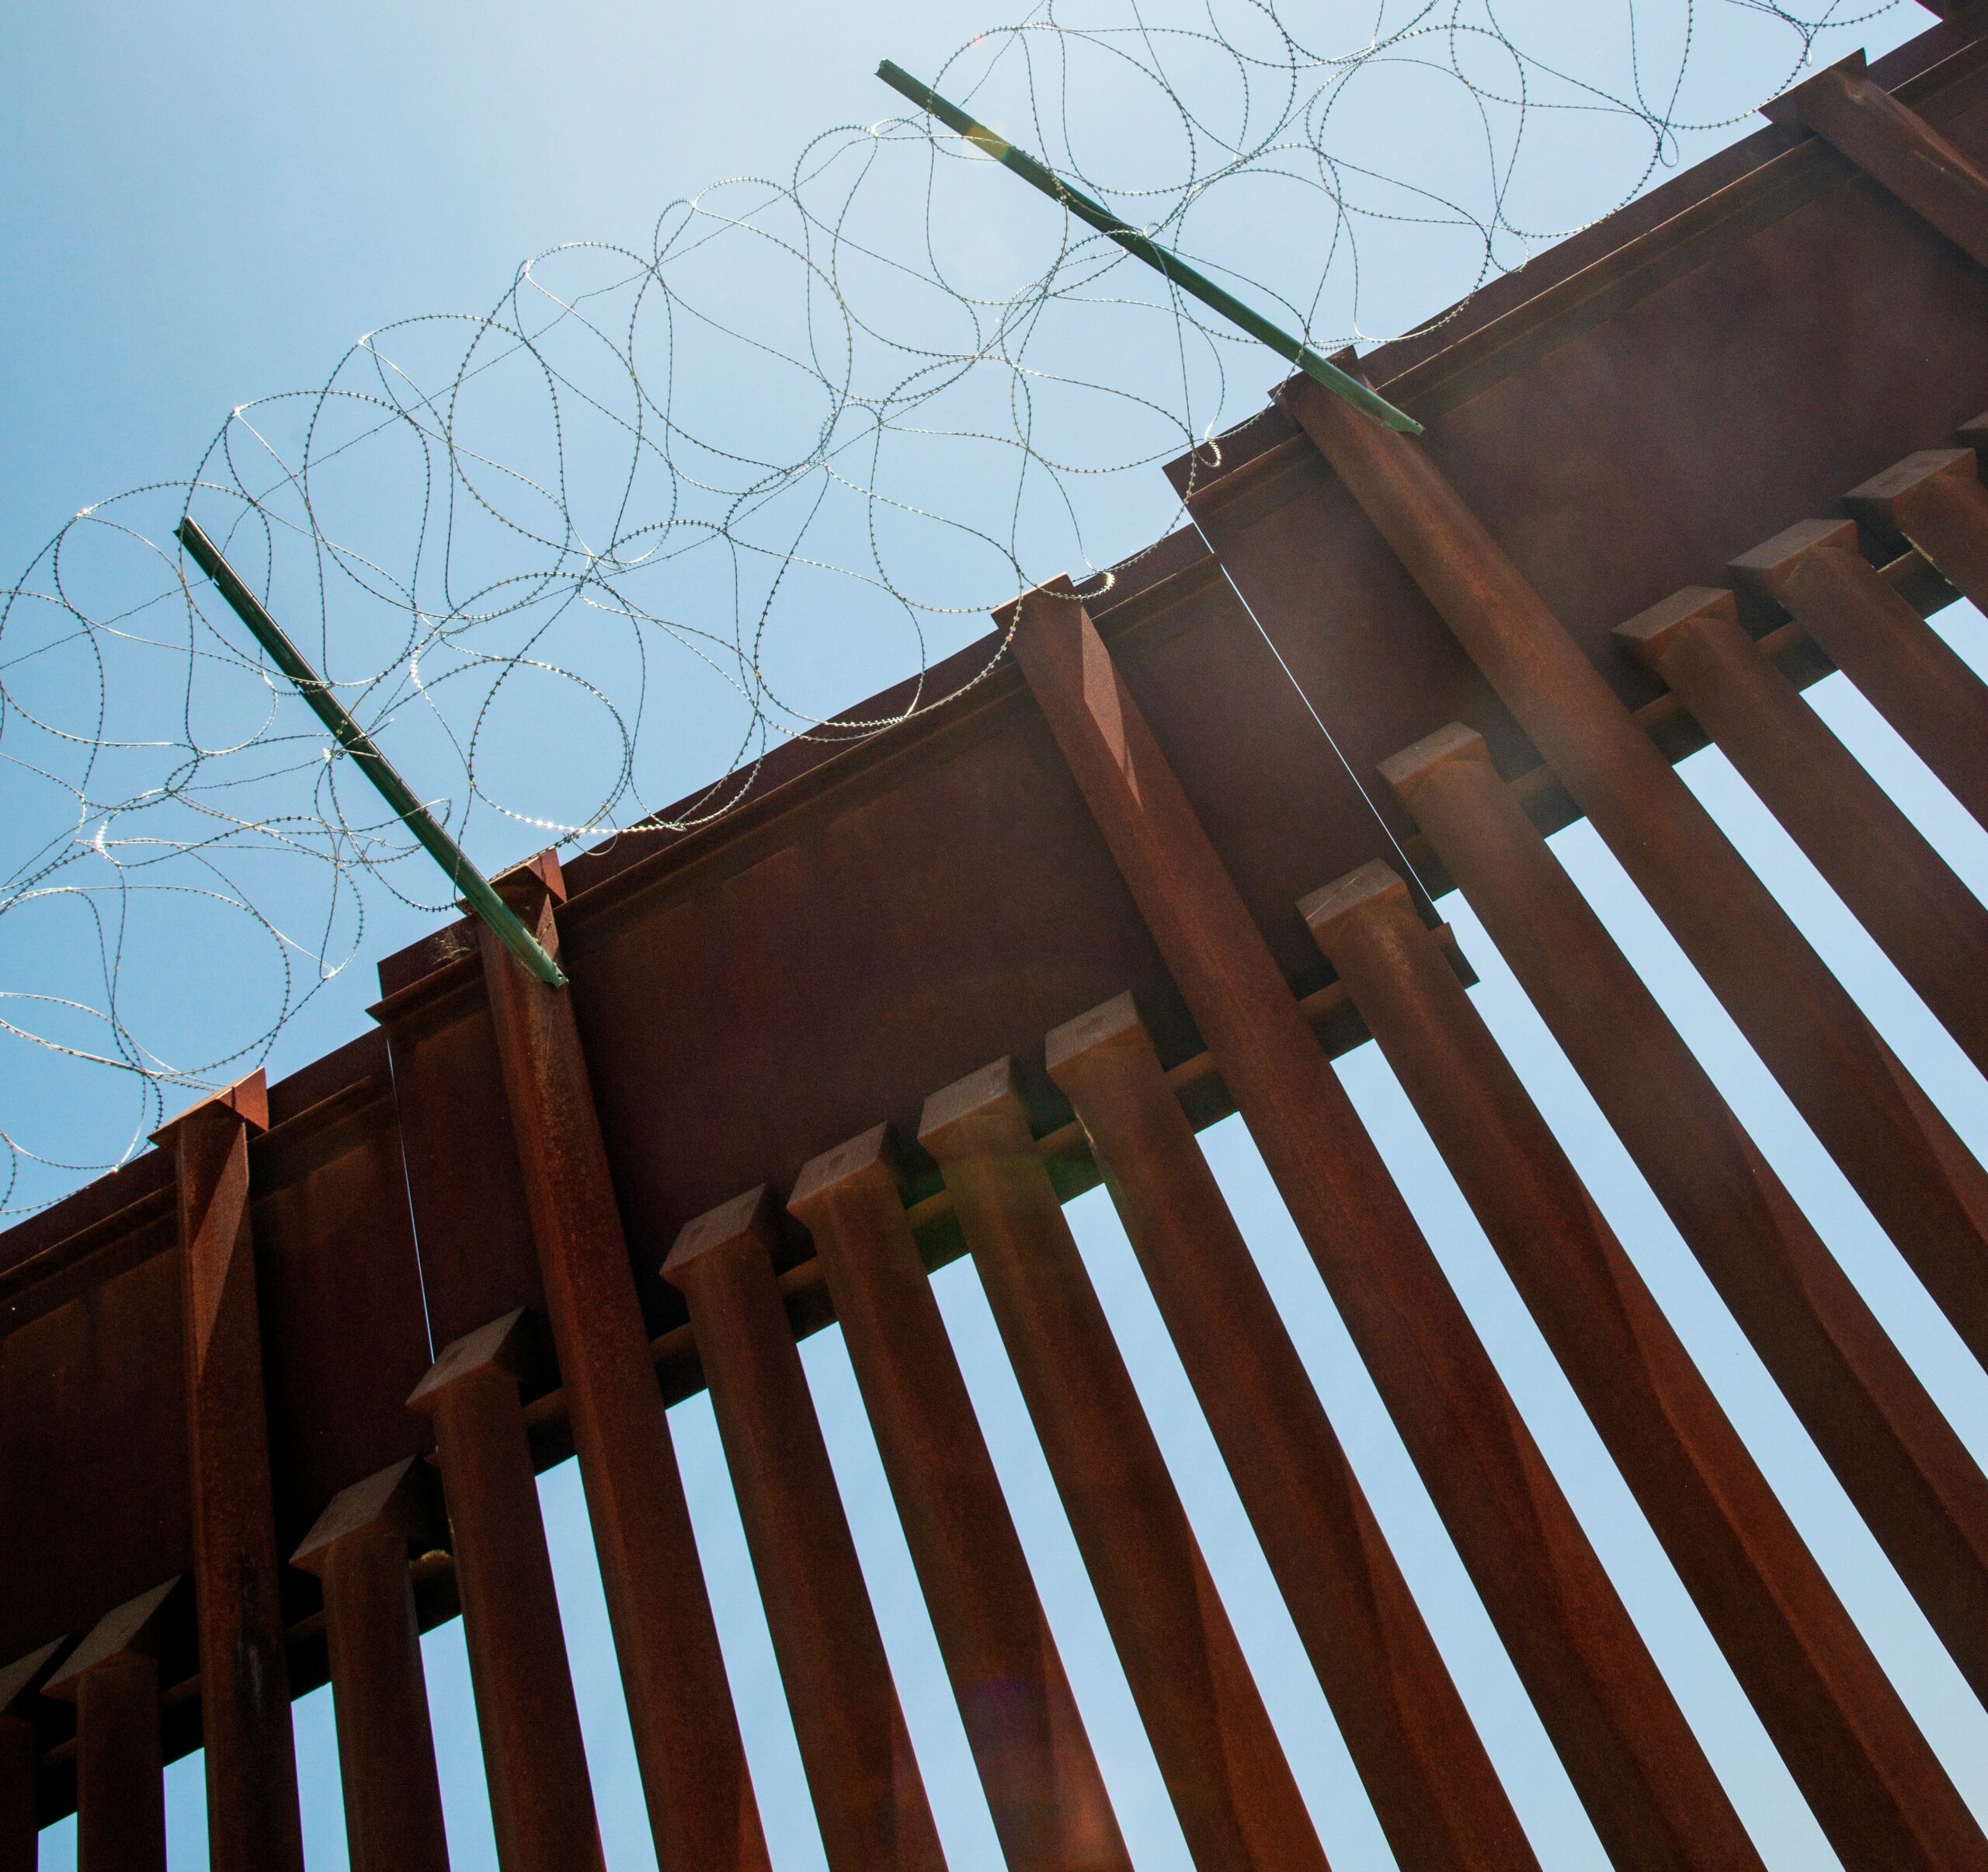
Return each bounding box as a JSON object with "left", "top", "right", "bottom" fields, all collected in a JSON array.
[{"left": 7, "top": 10, "right": 1988, "bottom": 1859}]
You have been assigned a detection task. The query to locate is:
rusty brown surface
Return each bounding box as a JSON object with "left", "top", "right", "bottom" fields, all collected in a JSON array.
[
  {"left": 2, "top": 9, "right": 1987, "bottom": 1832},
  {"left": 153, "top": 1074, "right": 304, "bottom": 1872},
  {"left": 374, "top": 968, "right": 544, "bottom": 1352},
  {"left": 0, "top": 1031, "right": 433, "bottom": 1677},
  {"left": 787, "top": 1129, "right": 1133, "bottom": 1872},
  {"left": 476, "top": 866, "right": 770, "bottom": 1872},
  {"left": 1287, "top": 356, "right": 1988, "bottom": 1393},
  {"left": 1731, "top": 514, "right": 1988, "bottom": 831},
  {"left": 1304, "top": 861, "right": 1988, "bottom": 1871},
  {"left": 0, "top": 1240, "right": 186, "bottom": 1676},
  {"left": 43, "top": 1578, "right": 188, "bottom": 1872},
  {"left": 391, "top": 6, "right": 1988, "bottom": 1325},
  {"left": 253, "top": 1032, "right": 435, "bottom": 1561},
  {"left": 921, "top": 1060, "right": 1329, "bottom": 1872},
  {"left": 0, "top": 1641, "right": 63, "bottom": 1872},
  {"left": 1851, "top": 444, "right": 1988, "bottom": 610},
  {"left": 1618, "top": 583, "right": 1988, "bottom": 1079},
  {"left": 290, "top": 1460, "right": 450, "bottom": 1872},
  {"left": 1767, "top": 52, "right": 1988, "bottom": 266},
  {"left": 62, "top": 1661, "right": 164, "bottom": 1872},
  {"left": 1006, "top": 579, "right": 1759, "bottom": 1870},
  {"left": 407, "top": 1313, "right": 604, "bottom": 1872},
  {"left": 1384, "top": 722, "right": 1988, "bottom": 1711},
  {"left": 1046, "top": 992, "right": 1538, "bottom": 1872},
  {"left": 665, "top": 1188, "right": 942, "bottom": 1872},
  {"left": 1176, "top": 35, "right": 1988, "bottom": 846}
]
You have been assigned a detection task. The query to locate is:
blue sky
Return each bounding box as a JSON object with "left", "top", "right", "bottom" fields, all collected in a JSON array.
[
  {"left": 12, "top": 3, "right": 1988, "bottom": 1867},
  {"left": 2, "top": 0, "right": 1931, "bottom": 1189}
]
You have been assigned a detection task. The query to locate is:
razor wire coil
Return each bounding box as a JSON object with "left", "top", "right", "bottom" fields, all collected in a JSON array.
[{"left": 0, "top": 0, "right": 1910, "bottom": 1211}]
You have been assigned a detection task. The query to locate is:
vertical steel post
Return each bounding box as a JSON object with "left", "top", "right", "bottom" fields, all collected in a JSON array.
[
  {"left": 43, "top": 1580, "right": 184, "bottom": 1872},
  {"left": 1729, "top": 518, "right": 1988, "bottom": 830},
  {"left": 151, "top": 1076, "right": 304, "bottom": 1872},
  {"left": 1617, "top": 584, "right": 1988, "bottom": 1078},
  {"left": 1304, "top": 861, "right": 1988, "bottom": 1872},
  {"left": 1005, "top": 577, "right": 1760, "bottom": 1871},
  {"left": 1046, "top": 992, "right": 1538, "bottom": 1872},
  {"left": 1382, "top": 722, "right": 1988, "bottom": 1707},
  {"left": 290, "top": 1459, "right": 452, "bottom": 1872},
  {"left": 470, "top": 854, "right": 768, "bottom": 1872},
  {"left": 662, "top": 1189, "right": 944, "bottom": 1872},
  {"left": 1285, "top": 373, "right": 1988, "bottom": 1373},
  {"left": 1847, "top": 447, "right": 1988, "bottom": 607},
  {"left": 787, "top": 1129, "right": 1131, "bottom": 1872},
  {"left": 919, "top": 1060, "right": 1329, "bottom": 1872},
  {"left": 0, "top": 1641, "right": 62, "bottom": 1872},
  {"left": 407, "top": 1313, "right": 604, "bottom": 1872},
  {"left": 1763, "top": 52, "right": 1988, "bottom": 266}
]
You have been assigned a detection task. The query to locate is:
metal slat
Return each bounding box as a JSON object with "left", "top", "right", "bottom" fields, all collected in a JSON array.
[
  {"left": 1288, "top": 366, "right": 1988, "bottom": 1380},
  {"left": 1003, "top": 578, "right": 1757, "bottom": 1870},
  {"left": 1382, "top": 721, "right": 1988, "bottom": 1712},
  {"left": 1304, "top": 861, "right": 1988, "bottom": 1871},
  {"left": 921, "top": 1060, "right": 1330, "bottom": 1872},
  {"left": 1047, "top": 991, "right": 1538, "bottom": 1872},
  {"left": 788, "top": 1129, "right": 1135, "bottom": 1872},
  {"left": 407, "top": 1314, "right": 604, "bottom": 1872},
  {"left": 664, "top": 1192, "right": 944, "bottom": 1872}
]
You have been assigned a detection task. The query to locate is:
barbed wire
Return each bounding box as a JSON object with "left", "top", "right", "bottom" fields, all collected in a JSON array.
[{"left": 0, "top": 0, "right": 1910, "bottom": 1213}]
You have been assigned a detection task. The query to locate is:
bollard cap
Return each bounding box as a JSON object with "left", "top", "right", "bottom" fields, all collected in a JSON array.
[
  {"left": 1729, "top": 518, "right": 1858, "bottom": 604},
  {"left": 0, "top": 1637, "right": 68, "bottom": 1717},
  {"left": 662, "top": 1186, "right": 777, "bottom": 1286},
  {"left": 919, "top": 1059, "right": 1030, "bottom": 1160},
  {"left": 407, "top": 1308, "right": 539, "bottom": 1414},
  {"left": 788, "top": 1125, "right": 898, "bottom": 1214},
  {"left": 150, "top": 1070, "right": 269, "bottom": 1147},
  {"left": 1758, "top": 50, "right": 1866, "bottom": 132},
  {"left": 291, "top": 1456, "right": 439, "bottom": 1574},
  {"left": 43, "top": 1577, "right": 189, "bottom": 1700},
  {"left": 1378, "top": 722, "right": 1492, "bottom": 795},
  {"left": 1044, "top": 992, "right": 1147, "bottom": 1079},
  {"left": 1298, "top": 861, "right": 1412, "bottom": 939},
  {"left": 1844, "top": 449, "right": 1978, "bottom": 533},
  {"left": 1613, "top": 586, "right": 1740, "bottom": 662}
]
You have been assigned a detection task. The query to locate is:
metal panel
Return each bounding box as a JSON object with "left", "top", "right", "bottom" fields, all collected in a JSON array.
[{"left": 0, "top": 1245, "right": 186, "bottom": 1666}]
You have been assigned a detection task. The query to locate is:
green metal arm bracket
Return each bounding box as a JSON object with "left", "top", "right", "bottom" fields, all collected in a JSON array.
[
  {"left": 176, "top": 517, "right": 570, "bottom": 987},
  {"left": 876, "top": 60, "right": 1423, "bottom": 436}
]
